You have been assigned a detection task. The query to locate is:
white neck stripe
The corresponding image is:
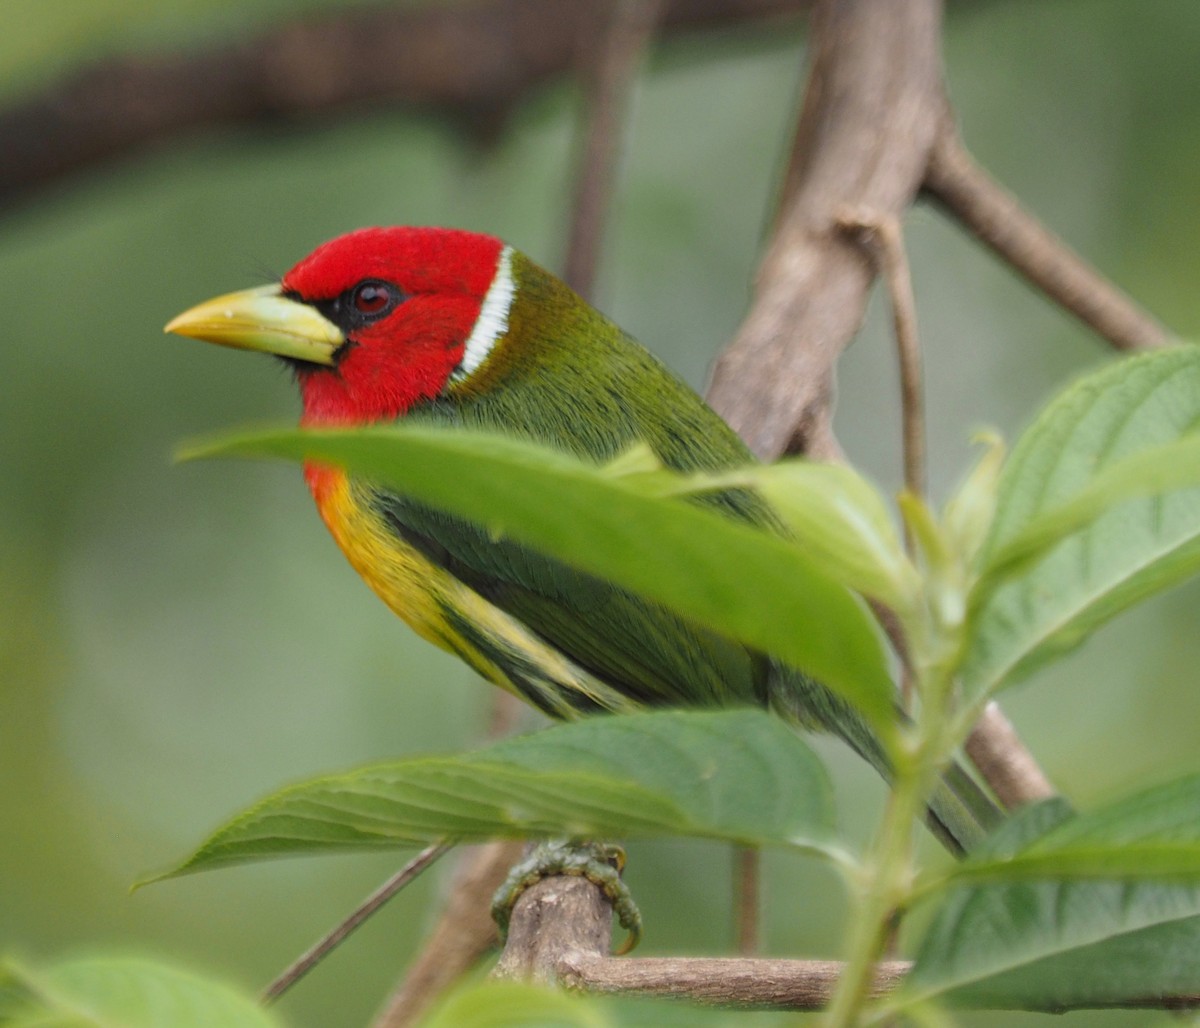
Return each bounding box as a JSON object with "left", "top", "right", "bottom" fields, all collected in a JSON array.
[{"left": 452, "top": 245, "right": 515, "bottom": 385}]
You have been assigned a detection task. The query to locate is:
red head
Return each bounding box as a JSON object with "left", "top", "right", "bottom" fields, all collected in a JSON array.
[
  {"left": 165, "top": 226, "right": 515, "bottom": 427},
  {"left": 282, "top": 227, "right": 509, "bottom": 425}
]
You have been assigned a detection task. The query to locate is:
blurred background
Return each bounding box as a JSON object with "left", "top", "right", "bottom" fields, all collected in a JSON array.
[{"left": 2, "top": 1, "right": 1198, "bottom": 1025}]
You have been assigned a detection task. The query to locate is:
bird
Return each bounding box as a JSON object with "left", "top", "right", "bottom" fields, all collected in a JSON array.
[{"left": 165, "top": 225, "right": 1001, "bottom": 853}]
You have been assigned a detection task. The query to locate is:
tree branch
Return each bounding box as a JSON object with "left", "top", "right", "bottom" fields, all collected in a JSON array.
[
  {"left": 924, "top": 121, "right": 1170, "bottom": 351},
  {"left": 698, "top": 0, "right": 1070, "bottom": 821},
  {"left": 0, "top": 0, "right": 810, "bottom": 211},
  {"left": 564, "top": 953, "right": 908, "bottom": 1008},
  {"left": 495, "top": 875, "right": 1200, "bottom": 1012},
  {"left": 836, "top": 208, "right": 927, "bottom": 501},
  {"left": 706, "top": 0, "right": 945, "bottom": 461},
  {"left": 492, "top": 875, "right": 615, "bottom": 984}
]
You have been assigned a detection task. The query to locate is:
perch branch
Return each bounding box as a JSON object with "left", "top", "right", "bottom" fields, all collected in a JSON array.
[
  {"left": 497, "top": 874, "right": 1200, "bottom": 1012},
  {"left": 493, "top": 875, "right": 615, "bottom": 984},
  {"left": 565, "top": 953, "right": 908, "bottom": 1008}
]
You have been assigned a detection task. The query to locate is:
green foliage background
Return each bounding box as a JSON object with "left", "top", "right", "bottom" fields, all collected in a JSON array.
[{"left": 2, "top": 2, "right": 1198, "bottom": 1025}]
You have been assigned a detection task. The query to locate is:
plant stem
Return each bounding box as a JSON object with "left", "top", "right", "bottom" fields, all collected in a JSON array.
[
  {"left": 822, "top": 746, "right": 926, "bottom": 1026},
  {"left": 825, "top": 642, "right": 960, "bottom": 1025}
]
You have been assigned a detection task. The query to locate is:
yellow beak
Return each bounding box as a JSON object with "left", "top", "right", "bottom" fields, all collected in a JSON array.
[{"left": 164, "top": 284, "right": 344, "bottom": 366}]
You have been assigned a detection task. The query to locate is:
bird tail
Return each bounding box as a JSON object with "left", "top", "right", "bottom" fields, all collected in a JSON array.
[{"left": 769, "top": 671, "right": 1004, "bottom": 855}]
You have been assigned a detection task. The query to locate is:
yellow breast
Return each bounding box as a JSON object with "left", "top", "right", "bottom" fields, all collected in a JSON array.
[
  {"left": 303, "top": 463, "right": 635, "bottom": 718},
  {"left": 306, "top": 464, "right": 464, "bottom": 653}
]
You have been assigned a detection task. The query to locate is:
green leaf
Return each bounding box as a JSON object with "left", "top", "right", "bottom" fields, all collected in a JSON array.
[
  {"left": 942, "top": 431, "right": 1006, "bottom": 565},
  {"left": 0, "top": 955, "right": 279, "bottom": 1028},
  {"left": 180, "top": 425, "right": 895, "bottom": 733},
  {"left": 678, "top": 461, "right": 918, "bottom": 610},
  {"left": 419, "top": 979, "right": 614, "bottom": 1028},
  {"left": 978, "top": 435, "right": 1200, "bottom": 591},
  {"left": 962, "top": 345, "right": 1200, "bottom": 698},
  {"left": 899, "top": 781, "right": 1200, "bottom": 1012},
  {"left": 943, "top": 774, "right": 1200, "bottom": 885},
  {"left": 147, "top": 710, "right": 835, "bottom": 881}
]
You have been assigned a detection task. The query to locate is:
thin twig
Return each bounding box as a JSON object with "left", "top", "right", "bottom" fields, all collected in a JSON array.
[
  {"left": 562, "top": 0, "right": 664, "bottom": 298},
  {"left": 733, "top": 846, "right": 760, "bottom": 955},
  {"left": 836, "top": 208, "right": 927, "bottom": 500},
  {"left": 262, "top": 842, "right": 452, "bottom": 1003},
  {"left": 924, "top": 122, "right": 1170, "bottom": 352},
  {"left": 836, "top": 208, "right": 926, "bottom": 706}
]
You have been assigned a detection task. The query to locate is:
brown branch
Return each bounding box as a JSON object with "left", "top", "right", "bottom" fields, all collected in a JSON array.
[
  {"left": 924, "top": 122, "right": 1170, "bottom": 351},
  {"left": 964, "top": 702, "right": 1057, "bottom": 810},
  {"left": 496, "top": 875, "right": 1200, "bottom": 1012},
  {"left": 372, "top": 839, "right": 526, "bottom": 1028},
  {"left": 699, "top": 0, "right": 1067, "bottom": 822},
  {"left": 565, "top": 954, "right": 908, "bottom": 1008},
  {"left": 733, "top": 846, "right": 761, "bottom": 955},
  {"left": 706, "top": 0, "right": 945, "bottom": 461},
  {"left": 573, "top": 951, "right": 1200, "bottom": 1012},
  {"left": 0, "top": 0, "right": 810, "bottom": 211},
  {"left": 562, "top": 0, "right": 664, "bottom": 298},
  {"left": 492, "top": 874, "right": 898, "bottom": 1010},
  {"left": 493, "top": 875, "right": 615, "bottom": 984}
]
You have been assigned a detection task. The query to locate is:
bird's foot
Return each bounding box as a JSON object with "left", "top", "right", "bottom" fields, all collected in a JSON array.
[{"left": 492, "top": 839, "right": 642, "bottom": 954}]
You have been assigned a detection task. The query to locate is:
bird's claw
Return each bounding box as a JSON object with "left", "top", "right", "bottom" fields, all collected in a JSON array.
[{"left": 492, "top": 839, "right": 642, "bottom": 954}]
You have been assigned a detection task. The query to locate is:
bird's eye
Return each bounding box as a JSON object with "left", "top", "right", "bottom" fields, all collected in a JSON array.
[{"left": 351, "top": 281, "right": 395, "bottom": 316}]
